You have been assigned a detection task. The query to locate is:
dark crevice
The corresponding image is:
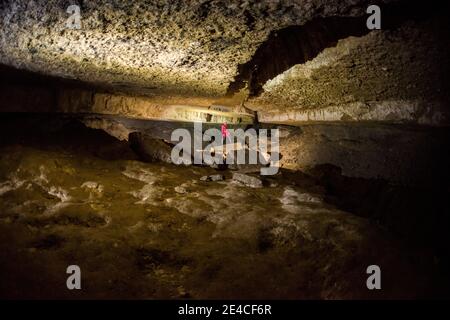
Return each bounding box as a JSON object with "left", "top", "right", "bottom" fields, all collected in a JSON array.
[
  {"left": 227, "top": 0, "right": 450, "bottom": 97},
  {"left": 243, "top": 9, "right": 256, "bottom": 30}
]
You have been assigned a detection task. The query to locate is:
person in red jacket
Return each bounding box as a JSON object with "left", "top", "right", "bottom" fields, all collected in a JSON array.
[
  {"left": 220, "top": 122, "right": 231, "bottom": 164},
  {"left": 221, "top": 122, "right": 230, "bottom": 143}
]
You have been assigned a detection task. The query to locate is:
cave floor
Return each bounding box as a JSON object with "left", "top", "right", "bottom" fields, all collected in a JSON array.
[{"left": 0, "top": 117, "right": 445, "bottom": 299}]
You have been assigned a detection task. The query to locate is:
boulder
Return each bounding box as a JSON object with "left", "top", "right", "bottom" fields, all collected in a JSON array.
[
  {"left": 129, "top": 132, "right": 172, "bottom": 163},
  {"left": 174, "top": 186, "right": 188, "bottom": 194},
  {"left": 200, "top": 174, "right": 225, "bottom": 182},
  {"left": 232, "top": 173, "right": 263, "bottom": 188}
]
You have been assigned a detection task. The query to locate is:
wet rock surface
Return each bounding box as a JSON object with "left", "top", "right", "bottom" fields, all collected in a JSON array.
[{"left": 0, "top": 115, "right": 448, "bottom": 299}]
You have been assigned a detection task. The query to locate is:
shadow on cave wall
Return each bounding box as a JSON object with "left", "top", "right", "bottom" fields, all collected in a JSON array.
[{"left": 281, "top": 164, "right": 450, "bottom": 297}]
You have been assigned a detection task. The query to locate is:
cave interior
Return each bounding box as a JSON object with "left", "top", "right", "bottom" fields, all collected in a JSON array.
[{"left": 0, "top": 0, "right": 450, "bottom": 299}]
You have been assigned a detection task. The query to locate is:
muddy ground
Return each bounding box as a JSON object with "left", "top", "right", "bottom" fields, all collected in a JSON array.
[{"left": 0, "top": 115, "right": 448, "bottom": 299}]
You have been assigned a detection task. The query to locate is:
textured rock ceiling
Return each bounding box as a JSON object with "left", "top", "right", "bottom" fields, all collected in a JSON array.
[
  {"left": 0, "top": 0, "right": 449, "bottom": 125},
  {"left": 0, "top": 0, "right": 384, "bottom": 97}
]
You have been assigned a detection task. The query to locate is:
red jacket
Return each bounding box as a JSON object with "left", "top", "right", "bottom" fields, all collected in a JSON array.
[{"left": 221, "top": 123, "right": 230, "bottom": 138}]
